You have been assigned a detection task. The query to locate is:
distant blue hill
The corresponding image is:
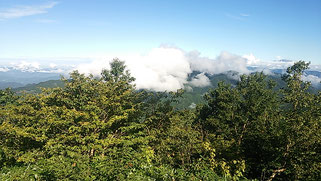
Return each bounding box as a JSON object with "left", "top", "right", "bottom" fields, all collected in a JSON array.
[
  {"left": 0, "top": 70, "right": 61, "bottom": 85},
  {"left": 0, "top": 69, "right": 63, "bottom": 89},
  {"left": 1, "top": 69, "right": 320, "bottom": 109},
  {"left": 0, "top": 81, "right": 24, "bottom": 89}
]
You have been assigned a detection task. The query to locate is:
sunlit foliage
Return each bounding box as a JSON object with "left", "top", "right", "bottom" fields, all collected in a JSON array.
[{"left": 0, "top": 60, "right": 320, "bottom": 180}]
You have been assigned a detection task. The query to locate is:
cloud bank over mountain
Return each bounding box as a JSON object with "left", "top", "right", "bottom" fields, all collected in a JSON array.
[
  {"left": 189, "top": 73, "right": 211, "bottom": 87},
  {"left": 1, "top": 47, "right": 320, "bottom": 91},
  {"left": 75, "top": 47, "right": 252, "bottom": 91},
  {"left": 188, "top": 50, "right": 250, "bottom": 75},
  {"left": 11, "top": 61, "right": 40, "bottom": 72},
  {"left": 302, "top": 75, "right": 321, "bottom": 86}
]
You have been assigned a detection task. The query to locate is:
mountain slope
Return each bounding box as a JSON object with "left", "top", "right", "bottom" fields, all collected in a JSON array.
[{"left": 14, "top": 80, "right": 64, "bottom": 93}]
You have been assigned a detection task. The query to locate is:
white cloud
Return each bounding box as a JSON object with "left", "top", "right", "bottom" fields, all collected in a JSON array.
[
  {"left": 225, "top": 71, "right": 241, "bottom": 81},
  {"left": 310, "top": 65, "right": 321, "bottom": 72},
  {"left": 49, "top": 63, "right": 57, "bottom": 68},
  {"left": 0, "top": 67, "right": 9, "bottom": 72},
  {"left": 0, "top": 2, "right": 58, "bottom": 20},
  {"left": 75, "top": 58, "right": 111, "bottom": 76},
  {"left": 3, "top": 47, "right": 320, "bottom": 91},
  {"left": 225, "top": 13, "right": 250, "bottom": 21},
  {"left": 128, "top": 48, "right": 192, "bottom": 91},
  {"left": 302, "top": 75, "right": 321, "bottom": 86},
  {"left": 76, "top": 47, "right": 192, "bottom": 91},
  {"left": 188, "top": 51, "right": 250, "bottom": 75},
  {"left": 185, "top": 85, "right": 193, "bottom": 92},
  {"left": 189, "top": 73, "right": 211, "bottom": 87},
  {"left": 76, "top": 47, "right": 253, "bottom": 91},
  {"left": 243, "top": 53, "right": 261, "bottom": 65},
  {"left": 11, "top": 61, "right": 41, "bottom": 72},
  {"left": 276, "top": 56, "right": 282, "bottom": 60}
]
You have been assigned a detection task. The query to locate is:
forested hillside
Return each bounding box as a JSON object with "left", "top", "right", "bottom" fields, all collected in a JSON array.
[
  {"left": 10, "top": 70, "right": 320, "bottom": 109},
  {"left": 13, "top": 80, "right": 64, "bottom": 94},
  {"left": 0, "top": 59, "right": 320, "bottom": 180}
]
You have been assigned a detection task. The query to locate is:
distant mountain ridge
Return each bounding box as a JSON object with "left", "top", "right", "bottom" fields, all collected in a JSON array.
[
  {"left": 177, "top": 69, "right": 321, "bottom": 109},
  {"left": 1, "top": 68, "right": 319, "bottom": 110},
  {"left": 0, "top": 81, "right": 24, "bottom": 89},
  {"left": 13, "top": 80, "right": 64, "bottom": 93},
  {"left": 1, "top": 67, "right": 320, "bottom": 92},
  {"left": 0, "top": 70, "right": 61, "bottom": 85}
]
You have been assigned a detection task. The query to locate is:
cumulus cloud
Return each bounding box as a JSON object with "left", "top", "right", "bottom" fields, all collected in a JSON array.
[
  {"left": 225, "top": 71, "right": 241, "bottom": 81},
  {"left": 75, "top": 47, "right": 253, "bottom": 91},
  {"left": 0, "top": 67, "right": 9, "bottom": 72},
  {"left": 127, "top": 48, "right": 191, "bottom": 91},
  {"left": 184, "top": 86, "right": 193, "bottom": 92},
  {"left": 188, "top": 51, "right": 250, "bottom": 75},
  {"left": 189, "top": 73, "right": 211, "bottom": 87},
  {"left": 4, "top": 46, "right": 320, "bottom": 92},
  {"left": 76, "top": 47, "right": 252, "bottom": 91},
  {"left": 76, "top": 47, "right": 191, "bottom": 91},
  {"left": 75, "top": 59, "right": 110, "bottom": 76},
  {"left": 243, "top": 53, "right": 261, "bottom": 65},
  {"left": 0, "top": 2, "right": 57, "bottom": 20},
  {"left": 49, "top": 63, "right": 57, "bottom": 68},
  {"left": 11, "top": 61, "right": 41, "bottom": 72},
  {"left": 310, "top": 65, "right": 321, "bottom": 72},
  {"left": 302, "top": 75, "right": 321, "bottom": 86}
]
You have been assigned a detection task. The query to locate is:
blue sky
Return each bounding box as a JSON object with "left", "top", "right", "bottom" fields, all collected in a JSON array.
[{"left": 0, "top": 0, "right": 321, "bottom": 64}]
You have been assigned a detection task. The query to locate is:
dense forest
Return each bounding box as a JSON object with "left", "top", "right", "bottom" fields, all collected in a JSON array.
[{"left": 0, "top": 59, "right": 320, "bottom": 180}]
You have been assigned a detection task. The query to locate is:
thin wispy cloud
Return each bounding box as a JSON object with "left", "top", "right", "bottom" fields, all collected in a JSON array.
[
  {"left": 225, "top": 13, "right": 250, "bottom": 21},
  {"left": 0, "top": 2, "right": 58, "bottom": 20}
]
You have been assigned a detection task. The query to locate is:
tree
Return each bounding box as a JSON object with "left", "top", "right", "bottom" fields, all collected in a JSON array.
[
  {"left": 198, "top": 72, "right": 283, "bottom": 180},
  {"left": 2, "top": 58, "right": 319, "bottom": 180},
  {"left": 0, "top": 59, "right": 151, "bottom": 180},
  {"left": 277, "top": 61, "right": 321, "bottom": 180},
  {"left": 101, "top": 58, "right": 135, "bottom": 84},
  {"left": 0, "top": 88, "right": 17, "bottom": 106}
]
